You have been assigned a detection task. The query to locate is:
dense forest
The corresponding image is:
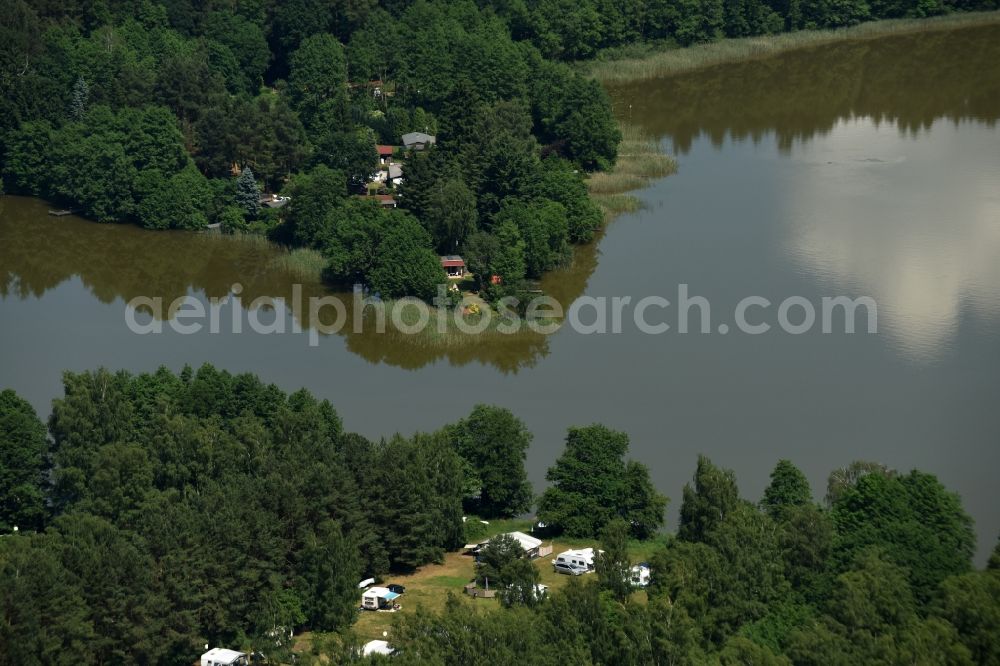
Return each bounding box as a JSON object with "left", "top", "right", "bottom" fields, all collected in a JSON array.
[
  {"left": 3, "top": 1, "right": 997, "bottom": 301},
  {"left": 1, "top": 366, "right": 997, "bottom": 664}
]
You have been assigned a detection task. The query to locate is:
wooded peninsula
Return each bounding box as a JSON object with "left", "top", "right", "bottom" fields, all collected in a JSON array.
[{"left": 4, "top": 0, "right": 997, "bottom": 303}]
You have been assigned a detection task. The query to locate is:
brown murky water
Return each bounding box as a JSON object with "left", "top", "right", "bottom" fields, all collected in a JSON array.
[{"left": 2, "top": 24, "right": 999, "bottom": 558}]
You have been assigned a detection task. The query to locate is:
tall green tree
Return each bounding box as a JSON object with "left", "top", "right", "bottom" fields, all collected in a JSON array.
[
  {"left": 285, "top": 164, "right": 347, "bottom": 247},
  {"left": 288, "top": 33, "right": 348, "bottom": 130},
  {"left": 934, "top": 567, "right": 1000, "bottom": 664},
  {"left": 444, "top": 405, "right": 533, "bottom": 518},
  {"left": 475, "top": 533, "right": 541, "bottom": 607},
  {"left": 678, "top": 455, "right": 739, "bottom": 543},
  {"left": 0, "top": 389, "right": 48, "bottom": 532},
  {"left": 830, "top": 470, "right": 975, "bottom": 602},
  {"left": 425, "top": 176, "right": 479, "bottom": 253},
  {"left": 538, "top": 424, "right": 666, "bottom": 538},
  {"left": 235, "top": 166, "right": 260, "bottom": 219},
  {"left": 0, "top": 532, "right": 94, "bottom": 666},
  {"left": 297, "top": 520, "right": 360, "bottom": 631},
  {"left": 761, "top": 459, "right": 812, "bottom": 521},
  {"left": 596, "top": 518, "right": 634, "bottom": 603},
  {"left": 494, "top": 199, "right": 569, "bottom": 278}
]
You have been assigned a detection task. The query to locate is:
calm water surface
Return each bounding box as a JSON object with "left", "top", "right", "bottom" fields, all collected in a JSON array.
[{"left": 2, "top": 24, "right": 999, "bottom": 558}]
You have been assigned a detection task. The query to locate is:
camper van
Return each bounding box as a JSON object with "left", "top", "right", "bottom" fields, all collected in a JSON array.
[
  {"left": 553, "top": 560, "right": 588, "bottom": 575},
  {"left": 554, "top": 548, "right": 596, "bottom": 574},
  {"left": 361, "top": 586, "right": 401, "bottom": 611},
  {"left": 630, "top": 563, "right": 651, "bottom": 588},
  {"left": 201, "top": 648, "right": 248, "bottom": 666}
]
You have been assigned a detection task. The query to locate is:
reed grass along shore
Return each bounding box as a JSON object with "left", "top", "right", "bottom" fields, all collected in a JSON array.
[{"left": 587, "top": 11, "right": 1000, "bottom": 83}]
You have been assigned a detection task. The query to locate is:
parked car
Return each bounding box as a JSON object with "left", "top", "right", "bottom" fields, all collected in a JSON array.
[
  {"left": 553, "top": 561, "right": 587, "bottom": 576},
  {"left": 387, "top": 583, "right": 406, "bottom": 594}
]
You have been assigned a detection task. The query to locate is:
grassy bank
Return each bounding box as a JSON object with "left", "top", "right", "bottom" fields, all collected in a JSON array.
[
  {"left": 588, "top": 125, "right": 677, "bottom": 221},
  {"left": 587, "top": 11, "right": 1000, "bottom": 83}
]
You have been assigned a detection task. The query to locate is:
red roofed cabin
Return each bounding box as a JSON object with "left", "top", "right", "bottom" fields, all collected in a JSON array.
[
  {"left": 440, "top": 255, "right": 466, "bottom": 278},
  {"left": 376, "top": 145, "right": 395, "bottom": 165}
]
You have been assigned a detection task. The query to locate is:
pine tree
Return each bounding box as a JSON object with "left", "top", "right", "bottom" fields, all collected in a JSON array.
[
  {"left": 678, "top": 455, "right": 739, "bottom": 543},
  {"left": 761, "top": 459, "right": 812, "bottom": 521},
  {"left": 236, "top": 166, "right": 261, "bottom": 218},
  {"left": 70, "top": 76, "right": 89, "bottom": 119}
]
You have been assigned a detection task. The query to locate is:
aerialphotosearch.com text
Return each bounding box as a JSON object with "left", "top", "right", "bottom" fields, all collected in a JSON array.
[{"left": 125, "top": 283, "right": 878, "bottom": 346}]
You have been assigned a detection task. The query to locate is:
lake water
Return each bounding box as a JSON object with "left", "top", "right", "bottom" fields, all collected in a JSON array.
[{"left": 2, "top": 23, "right": 998, "bottom": 559}]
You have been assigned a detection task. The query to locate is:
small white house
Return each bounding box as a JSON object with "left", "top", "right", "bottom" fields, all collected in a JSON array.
[
  {"left": 201, "top": 648, "right": 247, "bottom": 666},
  {"left": 362, "top": 639, "right": 395, "bottom": 656},
  {"left": 555, "top": 548, "right": 597, "bottom": 572},
  {"left": 630, "top": 563, "right": 651, "bottom": 588},
  {"left": 362, "top": 586, "right": 401, "bottom": 610}
]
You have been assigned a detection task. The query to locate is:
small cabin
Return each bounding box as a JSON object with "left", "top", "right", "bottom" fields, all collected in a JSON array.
[
  {"left": 440, "top": 255, "right": 466, "bottom": 278},
  {"left": 402, "top": 131, "right": 436, "bottom": 151},
  {"left": 201, "top": 648, "right": 248, "bottom": 666},
  {"left": 376, "top": 145, "right": 395, "bottom": 165}
]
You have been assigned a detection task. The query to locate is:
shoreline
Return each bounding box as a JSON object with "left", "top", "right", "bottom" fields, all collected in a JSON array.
[{"left": 585, "top": 11, "right": 1000, "bottom": 84}]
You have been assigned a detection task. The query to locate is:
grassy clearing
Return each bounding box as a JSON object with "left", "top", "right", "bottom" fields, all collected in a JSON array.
[
  {"left": 347, "top": 551, "right": 500, "bottom": 643},
  {"left": 588, "top": 125, "right": 677, "bottom": 221},
  {"left": 587, "top": 11, "right": 1000, "bottom": 83},
  {"left": 341, "top": 523, "right": 665, "bottom": 646}
]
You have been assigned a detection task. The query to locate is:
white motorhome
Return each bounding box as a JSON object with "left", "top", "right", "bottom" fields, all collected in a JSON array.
[
  {"left": 201, "top": 648, "right": 248, "bottom": 666},
  {"left": 554, "top": 548, "right": 596, "bottom": 572},
  {"left": 630, "top": 563, "right": 651, "bottom": 588},
  {"left": 362, "top": 586, "right": 402, "bottom": 611}
]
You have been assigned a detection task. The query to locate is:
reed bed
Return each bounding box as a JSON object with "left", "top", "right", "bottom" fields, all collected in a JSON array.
[
  {"left": 215, "top": 230, "right": 274, "bottom": 248},
  {"left": 591, "top": 193, "right": 643, "bottom": 221},
  {"left": 588, "top": 11, "right": 1000, "bottom": 83},
  {"left": 587, "top": 124, "right": 677, "bottom": 220},
  {"left": 270, "top": 247, "right": 327, "bottom": 283}
]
